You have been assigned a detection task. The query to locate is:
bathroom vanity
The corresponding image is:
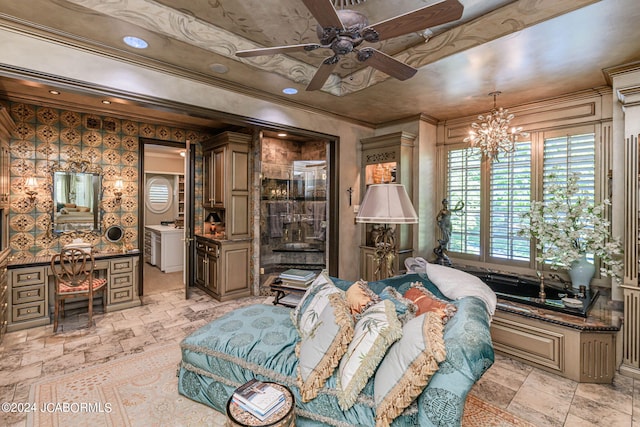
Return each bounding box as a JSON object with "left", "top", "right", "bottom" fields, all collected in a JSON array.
[{"left": 6, "top": 252, "right": 140, "bottom": 332}]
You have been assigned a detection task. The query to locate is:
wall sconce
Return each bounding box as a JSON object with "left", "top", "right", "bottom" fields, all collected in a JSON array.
[
  {"left": 24, "top": 176, "right": 38, "bottom": 204},
  {"left": 114, "top": 179, "right": 124, "bottom": 204}
]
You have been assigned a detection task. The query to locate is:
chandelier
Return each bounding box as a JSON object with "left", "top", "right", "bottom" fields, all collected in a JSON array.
[{"left": 464, "top": 91, "right": 528, "bottom": 161}]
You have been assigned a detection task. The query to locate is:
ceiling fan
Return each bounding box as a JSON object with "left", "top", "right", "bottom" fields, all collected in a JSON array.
[{"left": 236, "top": 0, "right": 464, "bottom": 91}]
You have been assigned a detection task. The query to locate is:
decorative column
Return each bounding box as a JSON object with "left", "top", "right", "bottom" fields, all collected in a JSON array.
[{"left": 610, "top": 65, "right": 640, "bottom": 377}]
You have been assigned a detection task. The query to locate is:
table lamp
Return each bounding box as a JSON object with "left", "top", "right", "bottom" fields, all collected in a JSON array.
[
  {"left": 356, "top": 184, "right": 418, "bottom": 278},
  {"left": 205, "top": 211, "right": 222, "bottom": 233}
]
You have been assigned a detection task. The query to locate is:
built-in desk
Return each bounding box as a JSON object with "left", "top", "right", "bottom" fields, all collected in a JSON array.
[{"left": 6, "top": 251, "right": 141, "bottom": 332}]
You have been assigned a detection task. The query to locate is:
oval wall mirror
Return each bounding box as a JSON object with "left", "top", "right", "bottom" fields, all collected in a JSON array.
[{"left": 105, "top": 225, "right": 124, "bottom": 243}]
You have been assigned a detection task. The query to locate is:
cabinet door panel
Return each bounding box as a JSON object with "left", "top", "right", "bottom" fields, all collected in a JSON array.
[
  {"left": 231, "top": 150, "right": 249, "bottom": 191},
  {"left": 222, "top": 247, "right": 249, "bottom": 292}
]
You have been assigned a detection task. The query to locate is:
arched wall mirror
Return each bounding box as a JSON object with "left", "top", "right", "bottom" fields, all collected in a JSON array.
[{"left": 51, "top": 171, "right": 102, "bottom": 234}]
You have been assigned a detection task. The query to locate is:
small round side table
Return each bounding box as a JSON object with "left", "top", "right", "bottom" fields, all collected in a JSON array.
[{"left": 226, "top": 382, "right": 295, "bottom": 427}]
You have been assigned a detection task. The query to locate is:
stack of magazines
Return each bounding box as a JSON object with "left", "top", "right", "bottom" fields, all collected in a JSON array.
[
  {"left": 231, "top": 379, "right": 286, "bottom": 421},
  {"left": 279, "top": 269, "right": 316, "bottom": 289}
]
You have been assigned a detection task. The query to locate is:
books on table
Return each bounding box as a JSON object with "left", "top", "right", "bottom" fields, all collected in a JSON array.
[
  {"left": 232, "top": 379, "right": 286, "bottom": 421},
  {"left": 279, "top": 269, "right": 316, "bottom": 289}
]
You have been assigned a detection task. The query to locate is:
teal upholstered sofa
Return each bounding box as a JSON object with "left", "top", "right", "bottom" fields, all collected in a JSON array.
[{"left": 178, "top": 273, "right": 494, "bottom": 426}]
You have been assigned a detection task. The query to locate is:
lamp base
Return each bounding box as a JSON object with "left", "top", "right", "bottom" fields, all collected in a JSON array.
[{"left": 373, "top": 225, "right": 396, "bottom": 280}]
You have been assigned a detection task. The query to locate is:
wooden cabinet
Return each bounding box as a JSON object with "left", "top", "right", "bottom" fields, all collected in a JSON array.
[
  {"left": 0, "top": 249, "right": 9, "bottom": 343},
  {"left": 195, "top": 238, "right": 219, "bottom": 295},
  {"left": 195, "top": 236, "right": 250, "bottom": 301},
  {"left": 107, "top": 256, "right": 139, "bottom": 310},
  {"left": 177, "top": 174, "right": 185, "bottom": 220},
  {"left": 359, "top": 131, "right": 416, "bottom": 281},
  {"left": 492, "top": 310, "right": 616, "bottom": 383},
  {"left": 202, "top": 132, "right": 251, "bottom": 239},
  {"left": 8, "top": 266, "right": 49, "bottom": 331}
]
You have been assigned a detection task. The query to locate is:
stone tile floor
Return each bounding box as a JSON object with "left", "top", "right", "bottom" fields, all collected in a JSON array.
[{"left": 0, "top": 287, "right": 636, "bottom": 427}]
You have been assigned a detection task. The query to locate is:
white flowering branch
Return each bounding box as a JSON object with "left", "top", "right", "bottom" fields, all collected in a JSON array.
[{"left": 518, "top": 173, "right": 623, "bottom": 280}]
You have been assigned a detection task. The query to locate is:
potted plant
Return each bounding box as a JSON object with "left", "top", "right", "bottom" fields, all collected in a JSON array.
[{"left": 518, "top": 173, "right": 623, "bottom": 288}]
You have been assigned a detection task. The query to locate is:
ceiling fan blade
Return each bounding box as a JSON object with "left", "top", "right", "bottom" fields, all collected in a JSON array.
[
  {"left": 306, "top": 59, "right": 338, "bottom": 91},
  {"left": 236, "top": 43, "right": 323, "bottom": 58},
  {"left": 357, "top": 48, "right": 417, "bottom": 81},
  {"left": 300, "top": 0, "right": 344, "bottom": 29},
  {"left": 365, "top": 0, "right": 463, "bottom": 42}
]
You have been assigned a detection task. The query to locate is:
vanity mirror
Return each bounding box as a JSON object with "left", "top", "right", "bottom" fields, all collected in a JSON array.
[{"left": 52, "top": 171, "right": 102, "bottom": 234}]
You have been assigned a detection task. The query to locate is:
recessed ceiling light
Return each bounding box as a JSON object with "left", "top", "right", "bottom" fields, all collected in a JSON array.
[
  {"left": 277, "top": 133, "right": 287, "bottom": 137},
  {"left": 209, "top": 63, "right": 229, "bottom": 74},
  {"left": 48, "top": 90, "right": 60, "bottom": 95},
  {"left": 123, "top": 36, "right": 148, "bottom": 49},
  {"left": 282, "top": 88, "right": 298, "bottom": 95},
  {"left": 101, "top": 100, "right": 111, "bottom": 105}
]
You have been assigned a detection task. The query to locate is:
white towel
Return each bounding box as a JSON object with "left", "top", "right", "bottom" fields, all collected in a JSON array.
[{"left": 405, "top": 257, "right": 497, "bottom": 317}]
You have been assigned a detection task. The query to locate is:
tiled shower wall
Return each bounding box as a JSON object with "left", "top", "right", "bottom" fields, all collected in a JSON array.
[
  {"left": 6, "top": 102, "right": 211, "bottom": 260},
  {"left": 260, "top": 137, "right": 327, "bottom": 274}
]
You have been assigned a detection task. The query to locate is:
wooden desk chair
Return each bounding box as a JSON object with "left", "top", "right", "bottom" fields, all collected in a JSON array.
[{"left": 50, "top": 248, "right": 107, "bottom": 332}]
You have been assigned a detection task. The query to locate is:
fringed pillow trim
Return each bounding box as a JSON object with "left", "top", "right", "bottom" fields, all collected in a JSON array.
[
  {"left": 337, "top": 300, "right": 402, "bottom": 410},
  {"left": 298, "top": 293, "right": 354, "bottom": 402},
  {"left": 374, "top": 311, "right": 446, "bottom": 427}
]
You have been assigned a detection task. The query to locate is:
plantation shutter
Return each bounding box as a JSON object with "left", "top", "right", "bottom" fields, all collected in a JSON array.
[
  {"left": 447, "top": 147, "right": 481, "bottom": 255},
  {"left": 490, "top": 142, "right": 532, "bottom": 260},
  {"left": 543, "top": 133, "right": 595, "bottom": 203}
]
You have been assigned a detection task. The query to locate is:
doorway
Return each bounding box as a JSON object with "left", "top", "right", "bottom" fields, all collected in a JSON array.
[
  {"left": 140, "top": 140, "right": 189, "bottom": 296},
  {"left": 258, "top": 132, "right": 335, "bottom": 290}
]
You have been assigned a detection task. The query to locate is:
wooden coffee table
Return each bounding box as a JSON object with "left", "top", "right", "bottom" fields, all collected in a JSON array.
[{"left": 226, "top": 382, "right": 295, "bottom": 427}]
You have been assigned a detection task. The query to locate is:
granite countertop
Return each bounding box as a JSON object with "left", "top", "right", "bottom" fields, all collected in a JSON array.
[{"left": 495, "top": 293, "right": 621, "bottom": 332}]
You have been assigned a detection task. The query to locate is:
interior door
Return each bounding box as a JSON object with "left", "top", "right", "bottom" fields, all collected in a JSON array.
[{"left": 183, "top": 140, "right": 195, "bottom": 299}]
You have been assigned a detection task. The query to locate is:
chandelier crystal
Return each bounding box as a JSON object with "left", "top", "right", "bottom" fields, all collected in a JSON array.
[{"left": 464, "top": 91, "right": 528, "bottom": 161}]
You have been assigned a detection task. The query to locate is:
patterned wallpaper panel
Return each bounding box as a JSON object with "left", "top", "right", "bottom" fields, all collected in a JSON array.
[{"left": 7, "top": 102, "right": 210, "bottom": 260}]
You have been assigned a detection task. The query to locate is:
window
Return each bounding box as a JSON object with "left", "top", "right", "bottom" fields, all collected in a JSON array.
[
  {"left": 146, "top": 176, "right": 173, "bottom": 214},
  {"left": 447, "top": 148, "right": 481, "bottom": 255},
  {"left": 444, "top": 128, "right": 596, "bottom": 267},
  {"left": 489, "top": 142, "right": 531, "bottom": 261}
]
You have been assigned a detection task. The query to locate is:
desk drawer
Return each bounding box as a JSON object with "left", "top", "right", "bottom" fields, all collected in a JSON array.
[
  {"left": 110, "top": 286, "right": 133, "bottom": 304},
  {"left": 12, "top": 284, "right": 45, "bottom": 304},
  {"left": 12, "top": 267, "right": 46, "bottom": 287},
  {"left": 111, "top": 272, "right": 133, "bottom": 289},
  {"left": 110, "top": 259, "right": 133, "bottom": 274},
  {"left": 12, "top": 301, "right": 46, "bottom": 322}
]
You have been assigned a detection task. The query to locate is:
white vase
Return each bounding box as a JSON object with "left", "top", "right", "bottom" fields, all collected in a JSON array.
[{"left": 568, "top": 254, "right": 595, "bottom": 290}]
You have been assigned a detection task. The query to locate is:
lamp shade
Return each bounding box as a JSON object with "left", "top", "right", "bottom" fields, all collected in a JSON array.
[
  {"left": 356, "top": 184, "right": 418, "bottom": 224},
  {"left": 205, "top": 211, "right": 222, "bottom": 223}
]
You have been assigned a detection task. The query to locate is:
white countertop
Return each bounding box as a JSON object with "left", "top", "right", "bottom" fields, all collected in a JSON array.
[{"left": 145, "top": 225, "right": 184, "bottom": 234}]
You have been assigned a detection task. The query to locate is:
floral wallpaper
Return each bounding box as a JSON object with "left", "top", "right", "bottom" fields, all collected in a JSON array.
[{"left": 6, "top": 102, "right": 211, "bottom": 260}]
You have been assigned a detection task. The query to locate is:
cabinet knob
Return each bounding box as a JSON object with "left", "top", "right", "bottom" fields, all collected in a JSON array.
[{"left": 26, "top": 275, "right": 31, "bottom": 280}]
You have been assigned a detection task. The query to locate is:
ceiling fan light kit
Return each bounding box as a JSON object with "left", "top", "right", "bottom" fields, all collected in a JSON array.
[{"left": 236, "top": 0, "right": 464, "bottom": 91}]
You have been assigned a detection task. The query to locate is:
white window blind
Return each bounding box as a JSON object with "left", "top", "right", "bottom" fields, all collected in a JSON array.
[
  {"left": 447, "top": 148, "right": 481, "bottom": 255},
  {"left": 542, "top": 133, "right": 596, "bottom": 261},
  {"left": 543, "top": 133, "right": 595, "bottom": 200},
  {"left": 490, "top": 142, "right": 532, "bottom": 260}
]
